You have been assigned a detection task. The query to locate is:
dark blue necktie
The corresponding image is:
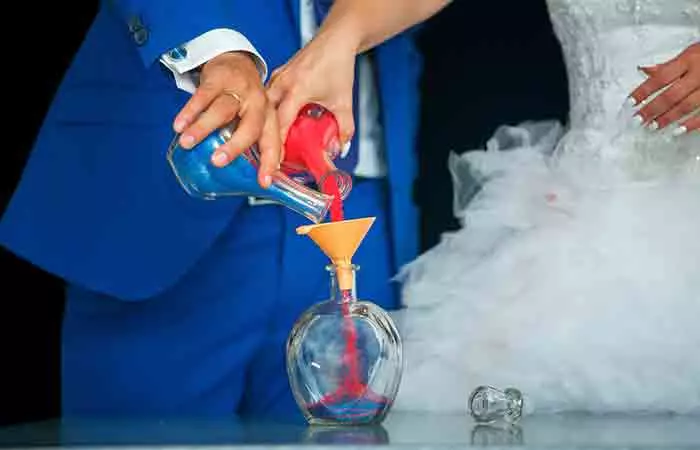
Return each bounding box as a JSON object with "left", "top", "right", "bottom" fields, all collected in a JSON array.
[{"left": 313, "top": 0, "right": 360, "bottom": 174}]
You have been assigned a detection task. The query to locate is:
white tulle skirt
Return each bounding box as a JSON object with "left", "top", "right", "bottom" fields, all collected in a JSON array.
[{"left": 392, "top": 120, "right": 700, "bottom": 415}]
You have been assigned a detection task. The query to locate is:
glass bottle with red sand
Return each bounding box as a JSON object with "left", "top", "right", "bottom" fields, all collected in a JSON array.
[
  {"left": 281, "top": 103, "right": 352, "bottom": 203},
  {"left": 286, "top": 218, "right": 403, "bottom": 425}
]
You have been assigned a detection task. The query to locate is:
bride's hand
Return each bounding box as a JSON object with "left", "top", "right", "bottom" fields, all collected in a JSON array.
[
  {"left": 630, "top": 42, "right": 699, "bottom": 135},
  {"left": 266, "top": 28, "right": 358, "bottom": 149}
]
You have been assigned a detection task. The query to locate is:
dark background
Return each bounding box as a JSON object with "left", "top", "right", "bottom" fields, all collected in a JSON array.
[{"left": 0, "top": 1, "right": 568, "bottom": 426}]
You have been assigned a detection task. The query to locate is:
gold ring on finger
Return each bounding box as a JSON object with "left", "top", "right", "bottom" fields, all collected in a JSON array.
[{"left": 221, "top": 89, "right": 243, "bottom": 105}]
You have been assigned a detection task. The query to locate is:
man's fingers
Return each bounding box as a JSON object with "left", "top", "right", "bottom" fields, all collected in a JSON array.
[
  {"left": 180, "top": 93, "right": 241, "bottom": 151},
  {"left": 212, "top": 92, "right": 267, "bottom": 168},
  {"left": 175, "top": 82, "right": 219, "bottom": 143}
]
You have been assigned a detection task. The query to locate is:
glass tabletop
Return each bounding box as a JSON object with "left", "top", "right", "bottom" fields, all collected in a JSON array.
[{"left": 0, "top": 412, "right": 698, "bottom": 449}]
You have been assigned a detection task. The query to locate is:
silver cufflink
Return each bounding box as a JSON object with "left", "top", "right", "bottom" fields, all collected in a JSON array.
[{"left": 167, "top": 46, "right": 188, "bottom": 62}]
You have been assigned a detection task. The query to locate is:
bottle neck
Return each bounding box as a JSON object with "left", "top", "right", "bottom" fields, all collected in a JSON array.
[{"left": 328, "top": 264, "right": 358, "bottom": 303}]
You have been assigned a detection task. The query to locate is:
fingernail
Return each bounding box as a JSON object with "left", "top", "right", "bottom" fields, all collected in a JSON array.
[
  {"left": 212, "top": 151, "right": 229, "bottom": 166},
  {"left": 180, "top": 134, "right": 195, "bottom": 148},
  {"left": 174, "top": 118, "right": 187, "bottom": 133},
  {"left": 632, "top": 115, "right": 644, "bottom": 127},
  {"left": 341, "top": 141, "right": 352, "bottom": 158},
  {"left": 263, "top": 175, "right": 272, "bottom": 187},
  {"left": 647, "top": 120, "right": 659, "bottom": 131},
  {"left": 626, "top": 97, "right": 638, "bottom": 108},
  {"left": 671, "top": 125, "right": 688, "bottom": 137}
]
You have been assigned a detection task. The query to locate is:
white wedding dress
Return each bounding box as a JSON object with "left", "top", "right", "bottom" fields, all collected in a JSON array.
[{"left": 393, "top": 0, "right": 700, "bottom": 414}]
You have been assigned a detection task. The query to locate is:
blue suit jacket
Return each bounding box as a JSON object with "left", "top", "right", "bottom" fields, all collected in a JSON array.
[{"left": 0, "top": 0, "right": 423, "bottom": 301}]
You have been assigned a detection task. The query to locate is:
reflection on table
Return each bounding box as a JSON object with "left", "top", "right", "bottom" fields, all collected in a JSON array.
[{"left": 1, "top": 412, "right": 699, "bottom": 448}]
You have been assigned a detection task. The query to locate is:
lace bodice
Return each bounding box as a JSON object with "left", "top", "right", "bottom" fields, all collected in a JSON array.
[
  {"left": 544, "top": 0, "right": 699, "bottom": 180},
  {"left": 546, "top": 0, "right": 700, "bottom": 131}
]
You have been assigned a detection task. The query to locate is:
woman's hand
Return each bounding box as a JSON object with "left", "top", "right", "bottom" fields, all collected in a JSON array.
[
  {"left": 265, "top": 0, "right": 451, "bottom": 147},
  {"left": 266, "top": 28, "right": 359, "bottom": 149},
  {"left": 630, "top": 42, "right": 700, "bottom": 135},
  {"left": 173, "top": 51, "right": 281, "bottom": 188}
]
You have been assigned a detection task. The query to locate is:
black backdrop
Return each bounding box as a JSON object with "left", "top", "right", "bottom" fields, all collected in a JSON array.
[
  {"left": 415, "top": 0, "right": 569, "bottom": 247},
  {"left": 1, "top": 2, "right": 99, "bottom": 426},
  {"left": 0, "top": 0, "right": 568, "bottom": 426}
]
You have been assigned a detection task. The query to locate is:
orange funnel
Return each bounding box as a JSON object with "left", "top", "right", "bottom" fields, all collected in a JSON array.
[{"left": 296, "top": 217, "right": 375, "bottom": 290}]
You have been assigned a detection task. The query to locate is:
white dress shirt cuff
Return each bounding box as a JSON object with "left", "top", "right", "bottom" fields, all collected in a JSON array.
[{"left": 159, "top": 28, "right": 268, "bottom": 94}]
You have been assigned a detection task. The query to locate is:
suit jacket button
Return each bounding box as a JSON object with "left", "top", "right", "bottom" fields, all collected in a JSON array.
[
  {"left": 132, "top": 27, "right": 149, "bottom": 46},
  {"left": 128, "top": 15, "right": 149, "bottom": 46}
]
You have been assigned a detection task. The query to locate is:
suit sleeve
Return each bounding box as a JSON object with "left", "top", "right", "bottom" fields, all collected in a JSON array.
[
  {"left": 107, "top": 0, "right": 266, "bottom": 72},
  {"left": 160, "top": 28, "right": 268, "bottom": 93}
]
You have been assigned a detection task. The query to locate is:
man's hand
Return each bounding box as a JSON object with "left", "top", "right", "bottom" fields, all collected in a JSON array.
[{"left": 174, "top": 51, "right": 281, "bottom": 188}]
